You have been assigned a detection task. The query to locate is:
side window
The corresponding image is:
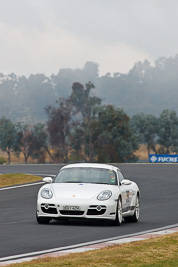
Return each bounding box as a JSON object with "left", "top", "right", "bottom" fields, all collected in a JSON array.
[{"left": 117, "top": 170, "right": 124, "bottom": 183}]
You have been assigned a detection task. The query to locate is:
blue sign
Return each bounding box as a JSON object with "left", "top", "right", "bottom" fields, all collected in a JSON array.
[{"left": 149, "top": 154, "right": 178, "bottom": 163}]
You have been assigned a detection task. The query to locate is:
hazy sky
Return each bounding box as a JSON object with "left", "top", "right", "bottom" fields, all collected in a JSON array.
[{"left": 0, "top": 0, "right": 177, "bottom": 76}]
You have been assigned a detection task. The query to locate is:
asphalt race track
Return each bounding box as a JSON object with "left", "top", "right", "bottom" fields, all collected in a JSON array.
[{"left": 0, "top": 163, "right": 178, "bottom": 260}]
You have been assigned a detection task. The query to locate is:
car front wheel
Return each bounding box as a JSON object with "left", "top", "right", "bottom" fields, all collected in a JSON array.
[
  {"left": 113, "top": 197, "right": 123, "bottom": 226},
  {"left": 125, "top": 195, "right": 140, "bottom": 222}
]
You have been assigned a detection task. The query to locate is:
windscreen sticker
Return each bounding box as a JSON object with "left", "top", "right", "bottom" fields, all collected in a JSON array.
[{"left": 110, "top": 176, "right": 116, "bottom": 183}]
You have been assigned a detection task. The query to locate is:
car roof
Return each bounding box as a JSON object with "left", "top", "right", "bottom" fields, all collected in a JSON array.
[{"left": 61, "top": 163, "right": 120, "bottom": 172}]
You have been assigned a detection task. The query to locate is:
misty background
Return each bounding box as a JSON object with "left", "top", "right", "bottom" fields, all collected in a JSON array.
[
  {"left": 0, "top": 57, "right": 178, "bottom": 123},
  {"left": 0, "top": 0, "right": 178, "bottom": 122}
]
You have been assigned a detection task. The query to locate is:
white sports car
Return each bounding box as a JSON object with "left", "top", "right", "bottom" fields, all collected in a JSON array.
[{"left": 36, "top": 163, "right": 140, "bottom": 225}]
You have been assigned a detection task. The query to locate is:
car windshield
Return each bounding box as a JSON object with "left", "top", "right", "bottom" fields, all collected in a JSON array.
[{"left": 54, "top": 167, "right": 118, "bottom": 185}]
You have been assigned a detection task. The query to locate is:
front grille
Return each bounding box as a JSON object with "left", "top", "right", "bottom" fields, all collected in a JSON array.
[
  {"left": 41, "top": 204, "right": 58, "bottom": 214},
  {"left": 60, "top": 210, "right": 84, "bottom": 216},
  {"left": 87, "top": 205, "right": 106, "bottom": 215}
]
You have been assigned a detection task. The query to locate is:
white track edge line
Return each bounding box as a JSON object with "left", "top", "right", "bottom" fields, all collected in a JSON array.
[
  {"left": 0, "top": 174, "right": 56, "bottom": 191},
  {"left": 0, "top": 223, "right": 178, "bottom": 262},
  {"left": 0, "top": 182, "right": 44, "bottom": 190}
]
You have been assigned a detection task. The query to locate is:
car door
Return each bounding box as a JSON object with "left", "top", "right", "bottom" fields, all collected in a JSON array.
[{"left": 117, "top": 170, "right": 133, "bottom": 212}]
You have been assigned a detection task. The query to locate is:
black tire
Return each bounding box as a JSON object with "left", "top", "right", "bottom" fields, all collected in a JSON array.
[
  {"left": 124, "top": 195, "right": 140, "bottom": 223},
  {"left": 36, "top": 213, "right": 50, "bottom": 224},
  {"left": 113, "top": 197, "right": 123, "bottom": 226}
]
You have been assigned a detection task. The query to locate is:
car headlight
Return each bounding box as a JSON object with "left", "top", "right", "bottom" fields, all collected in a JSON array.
[
  {"left": 41, "top": 188, "right": 53, "bottom": 199},
  {"left": 97, "top": 190, "right": 112, "bottom": 201}
]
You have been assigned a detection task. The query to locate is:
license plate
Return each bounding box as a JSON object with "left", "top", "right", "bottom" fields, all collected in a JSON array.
[{"left": 63, "top": 206, "right": 80, "bottom": 211}]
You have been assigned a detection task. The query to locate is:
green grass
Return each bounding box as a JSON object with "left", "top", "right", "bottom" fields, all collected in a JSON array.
[
  {"left": 0, "top": 173, "right": 42, "bottom": 187},
  {"left": 7, "top": 233, "right": 178, "bottom": 267}
]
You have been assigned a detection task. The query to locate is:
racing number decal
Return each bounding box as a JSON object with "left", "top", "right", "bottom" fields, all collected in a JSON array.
[
  {"left": 121, "top": 188, "right": 132, "bottom": 209},
  {"left": 126, "top": 190, "right": 130, "bottom": 203}
]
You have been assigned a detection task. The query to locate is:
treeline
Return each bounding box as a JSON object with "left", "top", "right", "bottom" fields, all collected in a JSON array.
[
  {"left": 0, "top": 82, "right": 138, "bottom": 164},
  {"left": 1, "top": 54, "right": 178, "bottom": 123},
  {"left": 0, "top": 62, "right": 99, "bottom": 123},
  {"left": 132, "top": 110, "right": 178, "bottom": 157},
  {"left": 0, "top": 82, "right": 178, "bottom": 164}
]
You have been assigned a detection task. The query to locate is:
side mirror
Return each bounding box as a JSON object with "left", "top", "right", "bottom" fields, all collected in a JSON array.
[
  {"left": 121, "top": 179, "right": 132, "bottom": 185},
  {"left": 43, "top": 177, "right": 53, "bottom": 183}
]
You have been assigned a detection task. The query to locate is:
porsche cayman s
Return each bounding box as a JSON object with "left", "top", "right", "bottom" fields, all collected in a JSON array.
[{"left": 36, "top": 163, "right": 140, "bottom": 225}]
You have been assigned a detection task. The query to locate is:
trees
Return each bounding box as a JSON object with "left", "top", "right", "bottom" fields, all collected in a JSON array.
[
  {"left": 45, "top": 81, "right": 139, "bottom": 163},
  {"left": 0, "top": 117, "right": 21, "bottom": 164},
  {"left": 22, "top": 74, "right": 56, "bottom": 122},
  {"left": 2, "top": 57, "right": 178, "bottom": 124},
  {"left": 45, "top": 98, "right": 72, "bottom": 162},
  {"left": 70, "top": 82, "right": 101, "bottom": 162},
  {"left": 70, "top": 82, "right": 101, "bottom": 118},
  {"left": 95, "top": 105, "right": 138, "bottom": 163},
  {"left": 4, "top": 76, "right": 178, "bottom": 164},
  {"left": 131, "top": 110, "right": 178, "bottom": 156},
  {"left": 29, "top": 123, "right": 49, "bottom": 163},
  {"left": 20, "top": 124, "right": 33, "bottom": 163},
  {"left": 157, "top": 110, "right": 178, "bottom": 153},
  {"left": 45, "top": 82, "right": 139, "bottom": 163},
  {"left": 131, "top": 113, "right": 158, "bottom": 157},
  {"left": 20, "top": 123, "right": 48, "bottom": 163},
  {"left": 0, "top": 117, "right": 48, "bottom": 164}
]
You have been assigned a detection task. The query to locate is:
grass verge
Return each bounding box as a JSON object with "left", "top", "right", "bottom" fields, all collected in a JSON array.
[
  {"left": 0, "top": 173, "right": 42, "bottom": 187},
  {"left": 8, "top": 232, "right": 178, "bottom": 267}
]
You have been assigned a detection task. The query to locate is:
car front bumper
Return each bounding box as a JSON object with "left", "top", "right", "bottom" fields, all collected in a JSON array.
[{"left": 37, "top": 197, "right": 117, "bottom": 221}]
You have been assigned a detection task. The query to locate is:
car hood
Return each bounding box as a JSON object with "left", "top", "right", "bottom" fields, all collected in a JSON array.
[{"left": 49, "top": 183, "right": 115, "bottom": 199}]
